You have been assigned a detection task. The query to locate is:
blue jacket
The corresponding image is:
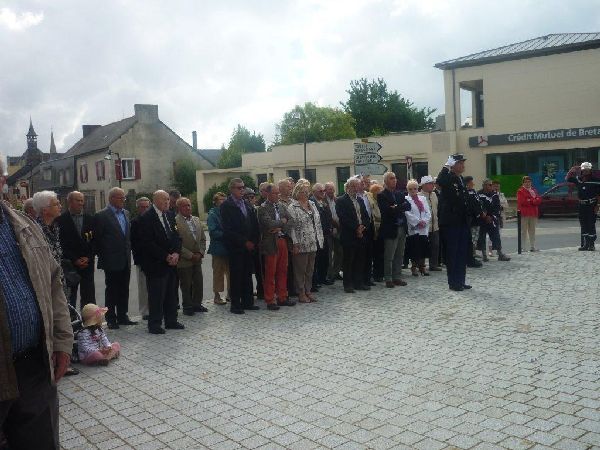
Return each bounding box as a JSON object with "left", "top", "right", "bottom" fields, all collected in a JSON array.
[{"left": 207, "top": 207, "right": 228, "bottom": 257}]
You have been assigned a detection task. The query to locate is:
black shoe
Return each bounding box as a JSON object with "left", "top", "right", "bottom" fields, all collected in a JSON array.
[
  {"left": 230, "top": 309, "right": 245, "bottom": 315},
  {"left": 322, "top": 279, "right": 334, "bottom": 286},
  {"left": 467, "top": 260, "right": 483, "bottom": 268},
  {"left": 578, "top": 246, "right": 588, "bottom": 251},
  {"left": 165, "top": 322, "right": 185, "bottom": 330},
  {"left": 182, "top": 310, "right": 195, "bottom": 316},
  {"left": 142, "top": 315, "right": 149, "bottom": 321},
  {"left": 194, "top": 306, "right": 209, "bottom": 313},
  {"left": 244, "top": 305, "right": 260, "bottom": 311},
  {"left": 277, "top": 300, "right": 296, "bottom": 306},
  {"left": 463, "top": 284, "right": 472, "bottom": 289},
  {"left": 367, "top": 281, "right": 376, "bottom": 286},
  {"left": 589, "top": 245, "right": 595, "bottom": 251},
  {"left": 107, "top": 321, "right": 120, "bottom": 330},
  {"left": 65, "top": 367, "right": 80, "bottom": 376},
  {"left": 149, "top": 327, "right": 166, "bottom": 334},
  {"left": 117, "top": 316, "right": 138, "bottom": 325},
  {"left": 267, "top": 304, "right": 280, "bottom": 311},
  {"left": 355, "top": 285, "right": 371, "bottom": 291},
  {"left": 449, "top": 285, "right": 464, "bottom": 291},
  {"left": 344, "top": 288, "right": 356, "bottom": 293}
]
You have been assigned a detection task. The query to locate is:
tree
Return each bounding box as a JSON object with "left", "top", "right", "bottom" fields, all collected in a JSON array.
[
  {"left": 202, "top": 175, "right": 256, "bottom": 213},
  {"left": 218, "top": 125, "right": 266, "bottom": 169},
  {"left": 341, "top": 78, "right": 436, "bottom": 138},
  {"left": 173, "top": 157, "right": 201, "bottom": 196},
  {"left": 275, "top": 102, "right": 356, "bottom": 145}
]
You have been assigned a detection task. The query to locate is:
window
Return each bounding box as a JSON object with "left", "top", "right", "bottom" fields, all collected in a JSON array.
[
  {"left": 256, "top": 173, "right": 268, "bottom": 185},
  {"left": 304, "top": 168, "right": 316, "bottom": 184},
  {"left": 58, "top": 170, "right": 65, "bottom": 186},
  {"left": 287, "top": 169, "right": 300, "bottom": 182},
  {"left": 79, "top": 164, "right": 88, "bottom": 184},
  {"left": 42, "top": 168, "right": 52, "bottom": 181},
  {"left": 459, "top": 80, "right": 484, "bottom": 128},
  {"left": 336, "top": 166, "right": 350, "bottom": 195},
  {"left": 65, "top": 168, "right": 71, "bottom": 185},
  {"left": 99, "top": 191, "right": 106, "bottom": 209},
  {"left": 95, "top": 160, "right": 106, "bottom": 181},
  {"left": 412, "top": 162, "right": 428, "bottom": 182},
  {"left": 121, "top": 159, "right": 135, "bottom": 180}
]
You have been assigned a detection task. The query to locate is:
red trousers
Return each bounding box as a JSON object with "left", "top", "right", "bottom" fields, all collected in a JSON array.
[{"left": 263, "top": 237, "right": 288, "bottom": 304}]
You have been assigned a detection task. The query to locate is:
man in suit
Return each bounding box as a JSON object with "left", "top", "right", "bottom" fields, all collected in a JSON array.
[
  {"left": 220, "top": 178, "right": 260, "bottom": 314},
  {"left": 324, "top": 182, "right": 343, "bottom": 282},
  {"left": 55, "top": 191, "right": 96, "bottom": 310},
  {"left": 130, "top": 196, "right": 151, "bottom": 320},
  {"left": 175, "top": 197, "right": 207, "bottom": 316},
  {"left": 336, "top": 177, "right": 370, "bottom": 293},
  {"left": 138, "top": 190, "right": 184, "bottom": 334},
  {"left": 257, "top": 183, "right": 295, "bottom": 310},
  {"left": 357, "top": 175, "right": 375, "bottom": 287},
  {"left": 378, "top": 172, "right": 412, "bottom": 288},
  {"left": 94, "top": 187, "right": 136, "bottom": 329},
  {"left": 310, "top": 183, "right": 333, "bottom": 288},
  {"left": 437, "top": 153, "right": 474, "bottom": 291}
]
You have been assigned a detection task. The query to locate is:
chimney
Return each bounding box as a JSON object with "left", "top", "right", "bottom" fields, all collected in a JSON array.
[
  {"left": 192, "top": 131, "right": 198, "bottom": 149},
  {"left": 134, "top": 104, "right": 159, "bottom": 124},
  {"left": 82, "top": 125, "right": 101, "bottom": 138}
]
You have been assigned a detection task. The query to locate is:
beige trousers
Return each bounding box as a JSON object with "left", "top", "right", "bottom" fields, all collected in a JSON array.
[
  {"left": 211, "top": 255, "right": 230, "bottom": 296},
  {"left": 521, "top": 216, "right": 537, "bottom": 249},
  {"left": 292, "top": 252, "right": 316, "bottom": 295},
  {"left": 136, "top": 266, "right": 148, "bottom": 316}
]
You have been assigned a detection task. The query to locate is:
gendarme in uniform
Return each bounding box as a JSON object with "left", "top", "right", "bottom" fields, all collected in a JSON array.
[{"left": 566, "top": 162, "right": 600, "bottom": 251}]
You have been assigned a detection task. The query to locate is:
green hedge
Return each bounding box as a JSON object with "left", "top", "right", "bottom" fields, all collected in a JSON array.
[
  {"left": 490, "top": 174, "right": 524, "bottom": 198},
  {"left": 202, "top": 175, "right": 256, "bottom": 213}
]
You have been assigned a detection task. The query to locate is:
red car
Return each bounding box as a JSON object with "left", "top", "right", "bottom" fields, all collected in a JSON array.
[{"left": 538, "top": 182, "right": 579, "bottom": 217}]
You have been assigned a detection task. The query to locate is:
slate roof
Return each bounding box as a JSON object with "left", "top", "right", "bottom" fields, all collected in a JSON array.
[
  {"left": 7, "top": 163, "right": 34, "bottom": 184},
  {"left": 63, "top": 116, "right": 137, "bottom": 157},
  {"left": 435, "top": 33, "right": 600, "bottom": 69},
  {"left": 195, "top": 149, "right": 223, "bottom": 167}
]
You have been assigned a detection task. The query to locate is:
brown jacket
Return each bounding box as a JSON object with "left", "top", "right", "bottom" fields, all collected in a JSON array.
[
  {"left": 257, "top": 201, "right": 292, "bottom": 255},
  {"left": 175, "top": 213, "right": 207, "bottom": 268},
  {"left": 0, "top": 203, "right": 73, "bottom": 401}
]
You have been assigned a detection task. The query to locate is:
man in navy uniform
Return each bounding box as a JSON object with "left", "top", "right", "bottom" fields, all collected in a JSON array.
[
  {"left": 566, "top": 162, "right": 600, "bottom": 251},
  {"left": 437, "top": 154, "right": 473, "bottom": 291}
]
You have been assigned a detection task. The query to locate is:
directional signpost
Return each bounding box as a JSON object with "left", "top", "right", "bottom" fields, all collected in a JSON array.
[{"left": 354, "top": 141, "right": 387, "bottom": 175}]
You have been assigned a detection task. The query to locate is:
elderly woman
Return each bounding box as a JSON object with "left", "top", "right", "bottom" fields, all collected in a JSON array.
[
  {"left": 366, "top": 183, "right": 384, "bottom": 281},
  {"left": 405, "top": 179, "right": 432, "bottom": 276},
  {"left": 207, "top": 192, "right": 230, "bottom": 304},
  {"left": 517, "top": 176, "right": 542, "bottom": 252},
  {"left": 287, "top": 179, "right": 324, "bottom": 303}
]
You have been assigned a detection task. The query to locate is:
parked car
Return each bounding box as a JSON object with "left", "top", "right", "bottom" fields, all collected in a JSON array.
[{"left": 538, "top": 182, "right": 579, "bottom": 217}]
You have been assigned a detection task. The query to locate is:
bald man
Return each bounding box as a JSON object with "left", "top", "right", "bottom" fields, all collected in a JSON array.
[{"left": 138, "top": 190, "right": 184, "bottom": 334}]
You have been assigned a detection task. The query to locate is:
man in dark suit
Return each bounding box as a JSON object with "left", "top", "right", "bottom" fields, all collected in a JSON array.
[
  {"left": 138, "top": 190, "right": 184, "bottom": 334},
  {"left": 437, "top": 153, "right": 474, "bottom": 291},
  {"left": 94, "top": 187, "right": 136, "bottom": 329},
  {"left": 220, "top": 178, "right": 260, "bottom": 314},
  {"left": 378, "top": 172, "right": 411, "bottom": 288},
  {"left": 336, "top": 177, "right": 370, "bottom": 293},
  {"left": 55, "top": 191, "right": 95, "bottom": 310}
]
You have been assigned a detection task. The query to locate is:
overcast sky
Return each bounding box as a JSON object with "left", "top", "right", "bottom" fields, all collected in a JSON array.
[{"left": 1, "top": 0, "right": 599, "bottom": 158}]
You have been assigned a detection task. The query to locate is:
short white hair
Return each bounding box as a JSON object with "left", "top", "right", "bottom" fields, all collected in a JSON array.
[{"left": 32, "top": 190, "right": 58, "bottom": 214}]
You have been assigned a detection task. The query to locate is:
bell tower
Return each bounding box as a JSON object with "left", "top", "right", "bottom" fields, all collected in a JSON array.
[{"left": 26, "top": 118, "right": 38, "bottom": 150}]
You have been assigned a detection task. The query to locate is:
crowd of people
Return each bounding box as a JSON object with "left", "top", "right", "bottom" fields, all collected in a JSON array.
[{"left": 3, "top": 153, "right": 598, "bottom": 447}]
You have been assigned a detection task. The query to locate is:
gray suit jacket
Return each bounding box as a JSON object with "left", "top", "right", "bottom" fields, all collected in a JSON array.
[
  {"left": 93, "top": 207, "right": 131, "bottom": 271},
  {"left": 257, "top": 201, "right": 291, "bottom": 255}
]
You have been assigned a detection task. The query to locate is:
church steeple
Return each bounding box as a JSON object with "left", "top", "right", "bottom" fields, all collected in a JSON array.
[
  {"left": 49, "top": 128, "right": 57, "bottom": 153},
  {"left": 26, "top": 117, "right": 38, "bottom": 150}
]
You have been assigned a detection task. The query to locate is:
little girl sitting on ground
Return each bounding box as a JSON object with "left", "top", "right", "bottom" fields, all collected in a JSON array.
[{"left": 78, "top": 304, "right": 121, "bottom": 366}]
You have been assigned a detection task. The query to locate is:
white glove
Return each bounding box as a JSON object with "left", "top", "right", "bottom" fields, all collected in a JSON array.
[{"left": 445, "top": 155, "right": 457, "bottom": 168}]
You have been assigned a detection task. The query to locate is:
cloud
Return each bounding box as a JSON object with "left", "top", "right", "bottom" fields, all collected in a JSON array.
[
  {"left": 0, "top": 7, "right": 43, "bottom": 31},
  {"left": 0, "top": 0, "right": 599, "bottom": 158}
]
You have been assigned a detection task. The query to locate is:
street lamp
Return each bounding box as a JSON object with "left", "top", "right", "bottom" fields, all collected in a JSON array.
[
  {"left": 104, "top": 149, "right": 122, "bottom": 188},
  {"left": 291, "top": 108, "right": 307, "bottom": 176}
]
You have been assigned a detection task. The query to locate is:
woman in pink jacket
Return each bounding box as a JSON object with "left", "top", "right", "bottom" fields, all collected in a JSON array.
[{"left": 516, "top": 176, "right": 542, "bottom": 252}]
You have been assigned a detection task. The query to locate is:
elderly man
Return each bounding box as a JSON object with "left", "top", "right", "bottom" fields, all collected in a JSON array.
[
  {"left": 55, "top": 191, "right": 96, "bottom": 310},
  {"left": 324, "top": 182, "right": 342, "bottom": 282},
  {"left": 22, "top": 198, "right": 36, "bottom": 220},
  {"left": 138, "top": 190, "right": 184, "bottom": 333},
  {"left": 437, "top": 154, "right": 475, "bottom": 291},
  {"left": 336, "top": 177, "right": 370, "bottom": 293},
  {"left": 175, "top": 197, "right": 207, "bottom": 316},
  {"left": 310, "top": 183, "right": 333, "bottom": 287},
  {"left": 378, "top": 172, "right": 411, "bottom": 288},
  {"left": 356, "top": 175, "right": 375, "bottom": 286},
  {"left": 131, "top": 196, "right": 151, "bottom": 320},
  {"left": 258, "top": 183, "right": 295, "bottom": 310},
  {"left": 0, "top": 201, "right": 73, "bottom": 448},
  {"left": 221, "top": 178, "right": 260, "bottom": 314},
  {"left": 419, "top": 176, "right": 441, "bottom": 271},
  {"left": 94, "top": 187, "right": 135, "bottom": 329}
]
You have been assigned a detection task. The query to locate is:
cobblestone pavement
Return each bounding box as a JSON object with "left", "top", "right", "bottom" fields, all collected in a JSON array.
[{"left": 59, "top": 248, "right": 600, "bottom": 450}]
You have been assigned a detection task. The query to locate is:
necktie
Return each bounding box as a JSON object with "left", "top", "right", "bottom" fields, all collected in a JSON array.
[{"left": 161, "top": 213, "right": 172, "bottom": 237}]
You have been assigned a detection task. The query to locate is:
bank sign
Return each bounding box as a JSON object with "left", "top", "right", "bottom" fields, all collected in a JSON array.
[{"left": 469, "top": 125, "right": 600, "bottom": 147}]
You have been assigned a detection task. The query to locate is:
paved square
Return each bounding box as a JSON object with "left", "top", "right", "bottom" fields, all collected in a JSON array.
[{"left": 59, "top": 248, "right": 600, "bottom": 449}]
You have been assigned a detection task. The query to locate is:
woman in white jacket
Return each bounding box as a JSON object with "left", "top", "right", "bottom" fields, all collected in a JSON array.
[{"left": 405, "top": 179, "right": 431, "bottom": 276}]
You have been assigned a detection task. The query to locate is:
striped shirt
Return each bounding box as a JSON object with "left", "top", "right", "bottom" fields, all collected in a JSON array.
[{"left": 0, "top": 207, "right": 42, "bottom": 354}]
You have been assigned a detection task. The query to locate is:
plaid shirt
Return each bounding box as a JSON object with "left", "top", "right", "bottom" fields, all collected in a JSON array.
[{"left": 0, "top": 207, "right": 42, "bottom": 354}]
